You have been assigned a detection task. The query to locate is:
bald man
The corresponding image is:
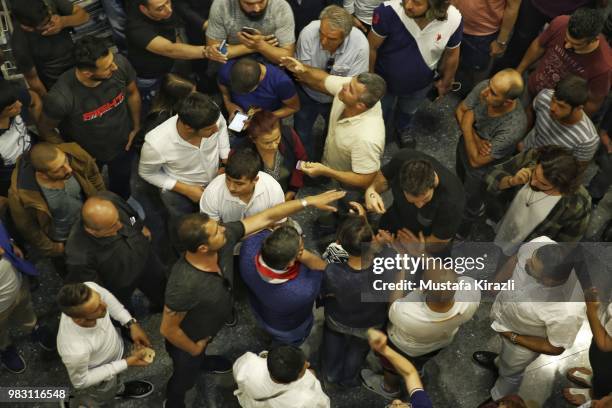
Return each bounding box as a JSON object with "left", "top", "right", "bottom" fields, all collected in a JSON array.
[
  {"left": 454, "top": 69, "right": 528, "bottom": 240},
  {"left": 8, "top": 142, "right": 104, "bottom": 259},
  {"left": 64, "top": 192, "right": 166, "bottom": 311}
]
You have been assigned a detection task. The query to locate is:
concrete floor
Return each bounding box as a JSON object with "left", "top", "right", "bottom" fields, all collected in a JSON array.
[{"left": 0, "top": 93, "right": 602, "bottom": 408}]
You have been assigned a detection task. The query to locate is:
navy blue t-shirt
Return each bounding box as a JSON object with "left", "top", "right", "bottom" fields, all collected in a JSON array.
[
  {"left": 239, "top": 229, "right": 323, "bottom": 331},
  {"left": 371, "top": 1, "right": 463, "bottom": 95},
  {"left": 218, "top": 61, "right": 297, "bottom": 112}
]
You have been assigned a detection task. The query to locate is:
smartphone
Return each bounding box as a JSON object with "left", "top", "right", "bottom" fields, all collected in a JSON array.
[
  {"left": 295, "top": 160, "right": 305, "bottom": 170},
  {"left": 229, "top": 111, "right": 250, "bottom": 132},
  {"left": 241, "top": 26, "right": 259, "bottom": 35},
  {"left": 218, "top": 39, "right": 227, "bottom": 54}
]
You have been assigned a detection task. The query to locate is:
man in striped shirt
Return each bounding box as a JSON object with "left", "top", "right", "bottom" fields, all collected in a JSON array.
[{"left": 521, "top": 74, "right": 598, "bottom": 170}]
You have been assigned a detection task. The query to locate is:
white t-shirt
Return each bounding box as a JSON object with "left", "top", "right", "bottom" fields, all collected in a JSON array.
[
  {"left": 321, "top": 76, "right": 385, "bottom": 175},
  {"left": 139, "top": 115, "right": 230, "bottom": 190},
  {"left": 57, "top": 282, "right": 132, "bottom": 389},
  {"left": 233, "top": 352, "right": 330, "bottom": 408},
  {"left": 0, "top": 258, "right": 21, "bottom": 313},
  {"left": 494, "top": 184, "right": 561, "bottom": 255},
  {"left": 600, "top": 302, "right": 612, "bottom": 337},
  {"left": 490, "top": 238, "right": 586, "bottom": 349},
  {"left": 199, "top": 172, "right": 285, "bottom": 222},
  {"left": 388, "top": 276, "right": 481, "bottom": 356},
  {"left": 0, "top": 115, "right": 31, "bottom": 166}
]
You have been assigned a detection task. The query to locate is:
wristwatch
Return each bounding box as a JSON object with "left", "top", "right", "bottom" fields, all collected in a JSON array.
[
  {"left": 300, "top": 198, "right": 308, "bottom": 208},
  {"left": 124, "top": 318, "right": 137, "bottom": 329},
  {"left": 496, "top": 39, "right": 508, "bottom": 47},
  {"left": 510, "top": 332, "right": 518, "bottom": 344}
]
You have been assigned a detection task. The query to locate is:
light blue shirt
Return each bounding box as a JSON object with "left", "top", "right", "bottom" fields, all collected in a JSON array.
[{"left": 296, "top": 20, "right": 369, "bottom": 103}]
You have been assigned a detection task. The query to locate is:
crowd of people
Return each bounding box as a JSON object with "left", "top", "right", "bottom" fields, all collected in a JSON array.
[{"left": 1, "top": 0, "right": 611, "bottom": 407}]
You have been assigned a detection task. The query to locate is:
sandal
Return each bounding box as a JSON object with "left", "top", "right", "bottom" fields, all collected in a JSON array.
[
  {"left": 566, "top": 367, "right": 593, "bottom": 388},
  {"left": 563, "top": 387, "right": 592, "bottom": 406}
]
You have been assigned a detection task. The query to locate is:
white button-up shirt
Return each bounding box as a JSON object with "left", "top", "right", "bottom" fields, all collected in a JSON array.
[
  {"left": 57, "top": 282, "right": 133, "bottom": 390},
  {"left": 139, "top": 115, "right": 230, "bottom": 191},
  {"left": 199, "top": 172, "right": 285, "bottom": 222}
]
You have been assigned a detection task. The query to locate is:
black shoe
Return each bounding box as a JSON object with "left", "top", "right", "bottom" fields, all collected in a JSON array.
[
  {"left": 201, "top": 355, "right": 232, "bottom": 374},
  {"left": 225, "top": 307, "right": 237, "bottom": 327},
  {"left": 472, "top": 351, "right": 499, "bottom": 372},
  {"left": 115, "top": 380, "right": 154, "bottom": 399},
  {"left": 31, "top": 324, "right": 56, "bottom": 351},
  {"left": 398, "top": 128, "right": 416, "bottom": 149},
  {"left": 0, "top": 345, "right": 26, "bottom": 373}
]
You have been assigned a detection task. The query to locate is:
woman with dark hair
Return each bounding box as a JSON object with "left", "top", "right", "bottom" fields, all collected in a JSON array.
[
  {"left": 0, "top": 81, "right": 41, "bottom": 196},
  {"left": 238, "top": 110, "right": 309, "bottom": 201},
  {"left": 320, "top": 202, "right": 390, "bottom": 387},
  {"left": 133, "top": 73, "right": 196, "bottom": 151}
]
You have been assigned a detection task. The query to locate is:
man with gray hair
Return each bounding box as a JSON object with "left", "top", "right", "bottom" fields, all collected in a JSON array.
[
  {"left": 294, "top": 5, "right": 370, "bottom": 160},
  {"left": 281, "top": 56, "right": 386, "bottom": 190}
]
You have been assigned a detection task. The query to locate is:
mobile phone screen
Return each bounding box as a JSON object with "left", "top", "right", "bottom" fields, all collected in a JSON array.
[
  {"left": 229, "top": 112, "right": 249, "bottom": 132},
  {"left": 241, "top": 26, "right": 258, "bottom": 35},
  {"left": 295, "top": 160, "right": 304, "bottom": 170}
]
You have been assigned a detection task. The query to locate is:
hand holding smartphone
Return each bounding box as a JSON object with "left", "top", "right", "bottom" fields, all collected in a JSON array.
[
  {"left": 218, "top": 39, "right": 228, "bottom": 54},
  {"left": 241, "top": 26, "right": 259, "bottom": 35},
  {"left": 228, "top": 111, "right": 250, "bottom": 132}
]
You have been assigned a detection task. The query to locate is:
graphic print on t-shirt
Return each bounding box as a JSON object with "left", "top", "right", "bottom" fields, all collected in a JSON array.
[{"left": 82, "top": 91, "right": 125, "bottom": 122}]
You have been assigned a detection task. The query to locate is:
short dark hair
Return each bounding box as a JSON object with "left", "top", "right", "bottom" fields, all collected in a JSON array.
[
  {"left": 229, "top": 59, "right": 261, "bottom": 94},
  {"left": 554, "top": 74, "right": 589, "bottom": 108},
  {"left": 337, "top": 216, "right": 373, "bottom": 257},
  {"left": 177, "top": 213, "right": 212, "bottom": 252},
  {"left": 267, "top": 346, "right": 306, "bottom": 384},
  {"left": 11, "top": 0, "right": 49, "bottom": 27},
  {"left": 536, "top": 145, "right": 581, "bottom": 195},
  {"left": 568, "top": 8, "right": 604, "bottom": 42},
  {"left": 74, "top": 36, "right": 111, "bottom": 71},
  {"left": 151, "top": 73, "right": 195, "bottom": 114},
  {"left": 534, "top": 244, "right": 574, "bottom": 284},
  {"left": 177, "top": 92, "right": 220, "bottom": 130},
  {"left": 226, "top": 148, "right": 261, "bottom": 180},
  {"left": 0, "top": 81, "right": 21, "bottom": 112},
  {"left": 57, "top": 283, "right": 93, "bottom": 317},
  {"left": 30, "top": 143, "right": 61, "bottom": 172},
  {"left": 261, "top": 226, "right": 301, "bottom": 270},
  {"left": 399, "top": 159, "right": 436, "bottom": 196}
]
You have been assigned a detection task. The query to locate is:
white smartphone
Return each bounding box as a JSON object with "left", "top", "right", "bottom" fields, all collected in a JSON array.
[
  {"left": 295, "top": 160, "right": 305, "bottom": 170},
  {"left": 228, "top": 111, "right": 250, "bottom": 132}
]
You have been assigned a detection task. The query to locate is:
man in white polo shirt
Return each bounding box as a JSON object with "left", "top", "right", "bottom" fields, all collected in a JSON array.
[
  {"left": 472, "top": 237, "right": 585, "bottom": 406},
  {"left": 139, "top": 92, "right": 230, "bottom": 218},
  {"left": 56, "top": 282, "right": 155, "bottom": 406},
  {"left": 200, "top": 148, "right": 285, "bottom": 223},
  {"left": 280, "top": 56, "right": 386, "bottom": 190}
]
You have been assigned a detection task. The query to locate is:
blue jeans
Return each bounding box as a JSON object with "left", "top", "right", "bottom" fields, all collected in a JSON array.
[
  {"left": 381, "top": 85, "right": 431, "bottom": 142},
  {"left": 321, "top": 322, "right": 371, "bottom": 387},
  {"left": 293, "top": 86, "right": 331, "bottom": 161},
  {"left": 136, "top": 77, "right": 162, "bottom": 120},
  {"left": 460, "top": 32, "right": 497, "bottom": 71},
  {"left": 99, "top": 0, "right": 127, "bottom": 53}
]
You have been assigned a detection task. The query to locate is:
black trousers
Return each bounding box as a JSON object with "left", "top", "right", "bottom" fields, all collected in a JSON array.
[
  {"left": 165, "top": 340, "right": 207, "bottom": 408},
  {"left": 590, "top": 337, "right": 612, "bottom": 399},
  {"left": 96, "top": 149, "right": 135, "bottom": 200},
  {"left": 112, "top": 252, "right": 167, "bottom": 313}
]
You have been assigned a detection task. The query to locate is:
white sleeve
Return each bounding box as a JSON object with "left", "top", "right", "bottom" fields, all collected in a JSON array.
[
  {"left": 85, "top": 282, "right": 132, "bottom": 325},
  {"left": 61, "top": 352, "right": 128, "bottom": 389},
  {"left": 139, "top": 141, "right": 177, "bottom": 191},
  {"left": 217, "top": 116, "right": 230, "bottom": 160},
  {"left": 344, "top": 0, "right": 355, "bottom": 15},
  {"left": 324, "top": 75, "right": 352, "bottom": 96},
  {"left": 270, "top": 178, "right": 286, "bottom": 205},
  {"left": 199, "top": 180, "right": 222, "bottom": 220}
]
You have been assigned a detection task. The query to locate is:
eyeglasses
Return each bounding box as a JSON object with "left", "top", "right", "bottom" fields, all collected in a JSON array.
[{"left": 325, "top": 57, "right": 336, "bottom": 73}]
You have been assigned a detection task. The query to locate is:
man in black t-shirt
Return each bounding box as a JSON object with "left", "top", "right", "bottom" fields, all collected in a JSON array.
[
  {"left": 10, "top": 0, "right": 89, "bottom": 96},
  {"left": 365, "top": 149, "right": 465, "bottom": 254},
  {"left": 160, "top": 189, "right": 345, "bottom": 408},
  {"left": 126, "top": 0, "right": 227, "bottom": 107},
  {"left": 39, "top": 36, "right": 141, "bottom": 200}
]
